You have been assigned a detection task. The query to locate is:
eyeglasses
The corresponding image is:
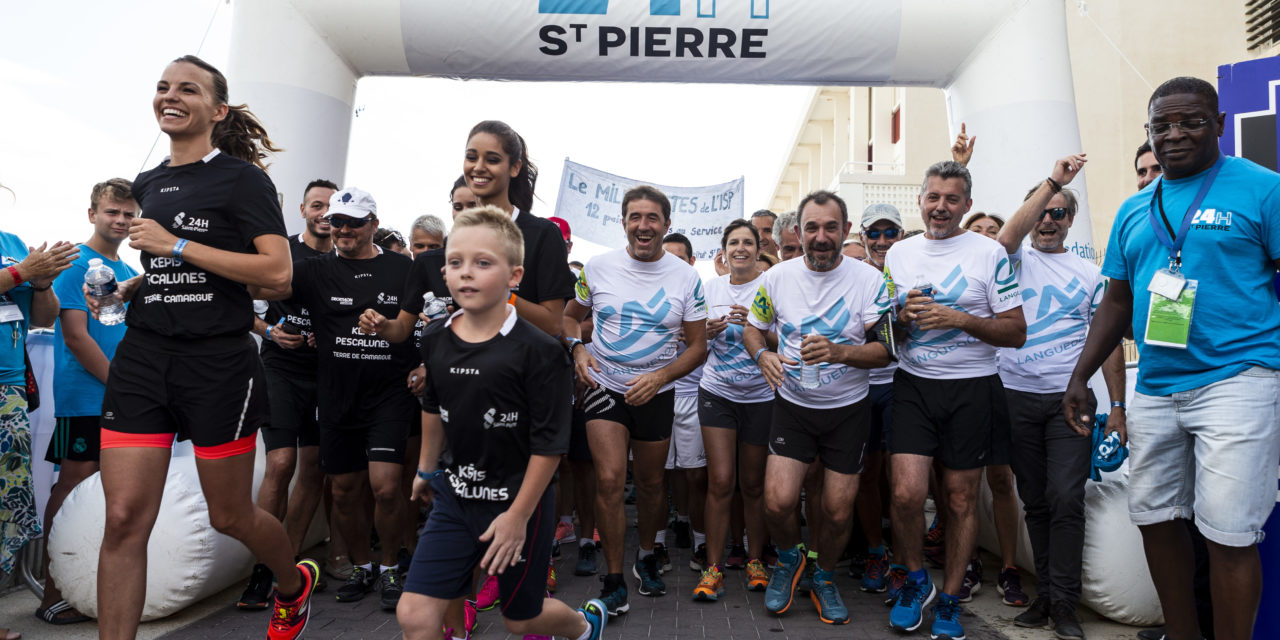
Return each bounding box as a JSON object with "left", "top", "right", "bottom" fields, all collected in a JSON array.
[
  {"left": 1041, "top": 208, "right": 1069, "bottom": 220},
  {"left": 862, "top": 228, "right": 902, "bottom": 240},
  {"left": 327, "top": 216, "right": 373, "bottom": 229},
  {"left": 1144, "top": 118, "right": 1212, "bottom": 135}
]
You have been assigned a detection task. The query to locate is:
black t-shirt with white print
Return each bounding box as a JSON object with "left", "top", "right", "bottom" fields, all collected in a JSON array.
[
  {"left": 260, "top": 234, "right": 326, "bottom": 371},
  {"left": 290, "top": 251, "right": 417, "bottom": 421},
  {"left": 420, "top": 309, "right": 571, "bottom": 504},
  {"left": 127, "top": 150, "right": 287, "bottom": 344}
]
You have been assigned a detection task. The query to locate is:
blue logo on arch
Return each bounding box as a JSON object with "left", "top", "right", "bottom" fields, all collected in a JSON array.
[{"left": 538, "top": 0, "right": 769, "bottom": 18}]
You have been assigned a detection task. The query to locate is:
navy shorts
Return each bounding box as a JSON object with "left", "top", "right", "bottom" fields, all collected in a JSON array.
[{"left": 405, "top": 477, "right": 555, "bottom": 621}]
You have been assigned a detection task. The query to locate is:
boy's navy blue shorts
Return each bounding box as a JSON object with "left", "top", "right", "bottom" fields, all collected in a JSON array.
[{"left": 405, "top": 476, "right": 555, "bottom": 621}]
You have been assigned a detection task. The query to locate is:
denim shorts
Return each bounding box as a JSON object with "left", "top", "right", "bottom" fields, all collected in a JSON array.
[{"left": 1127, "top": 366, "right": 1280, "bottom": 547}]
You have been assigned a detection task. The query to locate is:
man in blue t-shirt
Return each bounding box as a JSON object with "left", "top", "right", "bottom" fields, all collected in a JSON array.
[
  {"left": 39, "top": 178, "right": 137, "bottom": 625},
  {"left": 1066, "top": 77, "right": 1280, "bottom": 640}
]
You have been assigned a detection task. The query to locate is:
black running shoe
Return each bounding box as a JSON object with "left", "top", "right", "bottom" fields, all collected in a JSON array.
[
  {"left": 377, "top": 569, "right": 404, "bottom": 611},
  {"left": 335, "top": 565, "right": 377, "bottom": 603},
  {"left": 238, "top": 563, "right": 275, "bottom": 610}
]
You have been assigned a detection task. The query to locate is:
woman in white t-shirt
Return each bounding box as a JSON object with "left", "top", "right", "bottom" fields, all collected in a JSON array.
[{"left": 693, "top": 220, "right": 776, "bottom": 600}]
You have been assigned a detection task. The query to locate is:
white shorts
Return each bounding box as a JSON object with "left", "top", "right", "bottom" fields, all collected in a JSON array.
[{"left": 666, "top": 394, "right": 706, "bottom": 470}]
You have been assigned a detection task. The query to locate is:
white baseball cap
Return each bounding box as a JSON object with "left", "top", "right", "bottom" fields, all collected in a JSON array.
[
  {"left": 861, "top": 203, "right": 902, "bottom": 229},
  {"left": 327, "top": 188, "right": 377, "bottom": 219}
]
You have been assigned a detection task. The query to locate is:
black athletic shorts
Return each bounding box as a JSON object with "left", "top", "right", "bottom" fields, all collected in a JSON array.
[
  {"left": 867, "top": 382, "right": 894, "bottom": 453},
  {"left": 890, "top": 369, "right": 1010, "bottom": 470},
  {"left": 768, "top": 395, "right": 871, "bottom": 475},
  {"left": 697, "top": 388, "right": 772, "bottom": 447},
  {"left": 260, "top": 366, "right": 319, "bottom": 452},
  {"left": 406, "top": 477, "right": 555, "bottom": 621},
  {"left": 318, "top": 422, "right": 409, "bottom": 475},
  {"left": 101, "top": 333, "right": 267, "bottom": 459},
  {"left": 580, "top": 386, "right": 674, "bottom": 442},
  {"left": 567, "top": 407, "right": 592, "bottom": 463},
  {"left": 45, "top": 416, "right": 100, "bottom": 464}
]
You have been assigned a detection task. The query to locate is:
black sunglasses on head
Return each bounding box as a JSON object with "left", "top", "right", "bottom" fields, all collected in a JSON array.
[
  {"left": 328, "top": 216, "right": 373, "bottom": 229},
  {"left": 1041, "top": 208, "right": 1069, "bottom": 221},
  {"left": 862, "top": 228, "right": 902, "bottom": 240}
]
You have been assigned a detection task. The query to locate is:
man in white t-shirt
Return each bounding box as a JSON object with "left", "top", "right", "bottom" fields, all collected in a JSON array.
[
  {"left": 563, "top": 186, "right": 708, "bottom": 615},
  {"left": 996, "top": 155, "right": 1128, "bottom": 640},
  {"left": 744, "top": 190, "right": 892, "bottom": 625},
  {"left": 884, "top": 161, "right": 1026, "bottom": 640},
  {"left": 657, "top": 233, "right": 708, "bottom": 574}
]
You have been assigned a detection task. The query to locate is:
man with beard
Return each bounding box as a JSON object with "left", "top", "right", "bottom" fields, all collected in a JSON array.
[
  {"left": 563, "top": 186, "right": 707, "bottom": 615},
  {"left": 1066, "top": 77, "right": 1280, "bottom": 640},
  {"left": 284, "top": 188, "right": 418, "bottom": 610},
  {"left": 996, "top": 156, "right": 1127, "bottom": 640},
  {"left": 239, "top": 179, "right": 337, "bottom": 608},
  {"left": 745, "top": 190, "right": 892, "bottom": 625},
  {"left": 885, "top": 161, "right": 1026, "bottom": 640}
]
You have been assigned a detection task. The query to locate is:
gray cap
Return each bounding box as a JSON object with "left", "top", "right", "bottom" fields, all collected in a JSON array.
[{"left": 861, "top": 203, "right": 902, "bottom": 228}]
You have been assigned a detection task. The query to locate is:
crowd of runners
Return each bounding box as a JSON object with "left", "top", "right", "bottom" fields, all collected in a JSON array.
[{"left": 0, "top": 54, "right": 1273, "bottom": 640}]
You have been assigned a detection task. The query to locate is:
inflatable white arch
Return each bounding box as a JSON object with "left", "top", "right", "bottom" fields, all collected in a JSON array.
[{"left": 228, "top": 0, "right": 1095, "bottom": 254}]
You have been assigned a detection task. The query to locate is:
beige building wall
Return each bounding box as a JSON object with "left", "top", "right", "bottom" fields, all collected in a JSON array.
[{"left": 769, "top": 0, "right": 1273, "bottom": 248}]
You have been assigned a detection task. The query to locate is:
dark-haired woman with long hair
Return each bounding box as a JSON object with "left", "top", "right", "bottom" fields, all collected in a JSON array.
[
  {"left": 91, "top": 56, "right": 317, "bottom": 640},
  {"left": 692, "top": 219, "right": 774, "bottom": 600}
]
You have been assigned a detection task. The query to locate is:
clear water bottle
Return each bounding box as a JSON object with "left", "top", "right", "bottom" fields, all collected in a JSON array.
[
  {"left": 913, "top": 275, "right": 935, "bottom": 301},
  {"left": 85, "top": 258, "right": 126, "bottom": 326},
  {"left": 799, "top": 333, "right": 821, "bottom": 390},
  {"left": 422, "top": 292, "right": 449, "bottom": 319}
]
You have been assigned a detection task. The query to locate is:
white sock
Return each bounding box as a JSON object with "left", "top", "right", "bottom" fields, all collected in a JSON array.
[
  {"left": 580, "top": 537, "right": 593, "bottom": 548},
  {"left": 638, "top": 547, "right": 654, "bottom": 560},
  {"left": 452, "top": 635, "right": 467, "bottom": 640},
  {"left": 573, "top": 610, "right": 593, "bottom": 640},
  {"left": 358, "top": 563, "right": 373, "bottom": 572},
  {"left": 380, "top": 564, "right": 397, "bottom": 574},
  {"left": 559, "top": 515, "right": 574, "bottom": 525},
  {"left": 693, "top": 530, "right": 706, "bottom": 548},
  {"left": 655, "top": 529, "right": 666, "bottom": 545},
  {"left": 743, "top": 535, "right": 749, "bottom": 547},
  {"left": 676, "top": 514, "right": 690, "bottom": 523}
]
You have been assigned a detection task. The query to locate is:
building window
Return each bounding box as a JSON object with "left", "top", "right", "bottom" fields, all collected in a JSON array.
[
  {"left": 891, "top": 106, "right": 901, "bottom": 144},
  {"left": 1247, "top": 0, "right": 1280, "bottom": 50}
]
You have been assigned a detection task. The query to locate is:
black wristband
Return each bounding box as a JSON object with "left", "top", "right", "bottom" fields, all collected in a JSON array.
[{"left": 1045, "top": 176, "right": 1063, "bottom": 193}]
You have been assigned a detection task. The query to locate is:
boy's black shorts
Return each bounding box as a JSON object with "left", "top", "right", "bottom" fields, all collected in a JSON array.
[{"left": 405, "top": 477, "right": 555, "bottom": 621}]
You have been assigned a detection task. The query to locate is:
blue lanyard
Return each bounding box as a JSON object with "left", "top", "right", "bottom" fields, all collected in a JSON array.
[{"left": 1146, "top": 156, "right": 1224, "bottom": 269}]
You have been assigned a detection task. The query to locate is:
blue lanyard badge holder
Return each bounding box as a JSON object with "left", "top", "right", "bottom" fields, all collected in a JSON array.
[{"left": 1142, "top": 158, "right": 1222, "bottom": 349}]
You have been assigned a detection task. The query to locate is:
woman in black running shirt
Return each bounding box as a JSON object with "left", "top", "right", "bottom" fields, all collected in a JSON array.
[{"left": 91, "top": 56, "right": 318, "bottom": 640}]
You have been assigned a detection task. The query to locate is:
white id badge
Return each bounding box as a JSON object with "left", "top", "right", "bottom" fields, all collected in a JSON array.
[
  {"left": 1147, "top": 268, "right": 1186, "bottom": 300},
  {"left": 1144, "top": 279, "right": 1197, "bottom": 349},
  {"left": 0, "top": 299, "right": 23, "bottom": 323}
]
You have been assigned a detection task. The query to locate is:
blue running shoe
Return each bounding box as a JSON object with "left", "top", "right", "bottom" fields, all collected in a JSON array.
[
  {"left": 883, "top": 564, "right": 909, "bottom": 606},
  {"left": 632, "top": 553, "right": 666, "bottom": 597},
  {"left": 808, "top": 569, "right": 849, "bottom": 625},
  {"left": 580, "top": 598, "right": 608, "bottom": 640},
  {"left": 764, "top": 548, "right": 806, "bottom": 614},
  {"left": 930, "top": 593, "right": 965, "bottom": 640},
  {"left": 860, "top": 552, "right": 889, "bottom": 593},
  {"left": 597, "top": 577, "right": 630, "bottom": 616},
  {"left": 889, "top": 574, "right": 936, "bottom": 632}
]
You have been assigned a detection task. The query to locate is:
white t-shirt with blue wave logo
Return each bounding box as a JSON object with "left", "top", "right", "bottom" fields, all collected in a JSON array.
[
  {"left": 576, "top": 249, "right": 708, "bottom": 395},
  {"left": 700, "top": 273, "right": 772, "bottom": 403},
  {"left": 885, "top": 232, "right": 1022, "bottom": 380},
  {"left": 747, "top": 257, "right": 890, "bottom": 409},
  {"left": 998, "top": 247, "right": 1105, "bottom": 393}
]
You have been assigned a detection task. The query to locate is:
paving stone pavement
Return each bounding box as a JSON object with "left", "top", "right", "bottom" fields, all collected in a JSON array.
[{"left": 160, "top": 518, "right": 1011, "bottom": 640}]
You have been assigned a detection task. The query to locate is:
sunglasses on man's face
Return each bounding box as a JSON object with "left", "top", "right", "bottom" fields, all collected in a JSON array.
[
  {"left": 1041, "top": 208, "right": 1069, "bottom": 221},
  {"left": 328, "top": 216, "right": 373, "bottom": 229},
  {"left": 863, "top": 228, "right": 902, "bottom": 240}
]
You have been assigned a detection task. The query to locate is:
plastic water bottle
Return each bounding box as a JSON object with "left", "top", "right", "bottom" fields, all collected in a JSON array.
[
  {"left": 799, "top": 333, "right": 821, "bottom": 390},
  {"left": 422, "top": 292, "right": 449, "bottom": 319},
  {"left": 85, "top": 258, "right": 126, "bottom": 326},
  {"left": 913, "top": 275, "right": 934, "bottom": 300}
]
